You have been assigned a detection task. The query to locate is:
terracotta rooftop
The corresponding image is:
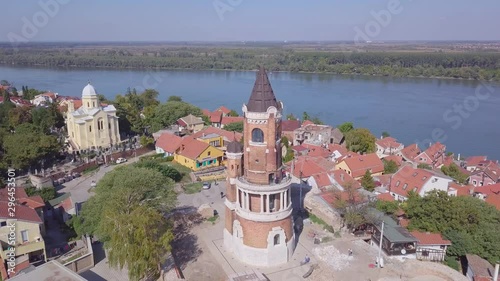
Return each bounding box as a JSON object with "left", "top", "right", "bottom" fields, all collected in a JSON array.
[
  {"left": 474, "top": 183, "right": 500, "bottom": 197},
  {"left": 383, "top": 155, "right": 404, "bottom": 166},
  {"left": 448, "top": 182, "right": 474, "bottom": 197},
  {"left": 390, "top": 165, "right": 434, "bottom": 197},
  {"left": 465, "top": 254, "right": 499, "bottom": 281},
  {"left": 202, "top": 109, "right": 211, "bottom": 116},
  {"left": 465, "top": 156, "right": 488, "bottom": 167},
  {"left": 156, "top": 133, "right": 183, "bottom": 154},
  {"left": 376, "top": 137, "right": 403, "bottom": 150},
  {"left": 0, "top": 187, "right": 45, "bottom": 209},
  {"left": 281, "top": 120, "right": 301, "bottom": 132},
  {"left": 291, "top": 156, "right": 332, "bottom": 178},
  {"left": 0, "top": 201, "right": 43, "bottom": 223},
  {"left": 291, "top": 145, "right": 308, "bottom": 153},
  {"left": 410, "top": 231, "right": 451, "bottom": 246},
  {"left": 328, "top": 170, "right": 360, "bottom": 189},
  {"left": 177, "top": 138, "right": 211, "bottom": 160},
  {"left": 246, "top": 67, "right": 280, "bottom": 113},
  {"left": 209, "top": 111, "right": 222, "bottom": 123},
  {"left": 419, "top": 142, "right": 446, "bottom": 161},
  {"left": 328, "top": 144, "right": 348, "bottom": 156},
  {"left": 377, "top": 192, "right": 395, "bottom": 202},
  {"left": 192, "top": 126, "right": 242, "bottom": 142},
  {"left": 401, "top": 144, "right": 421, "bottom": 160},
  {"left": 302, "top": 143, "right": 332, "bottom": 158},
  {"left": 311, "top": 172, "right": 332, "bottom": 188},
  {"left": 215, "top": 105, "right": 232, "bottom": 114},
  {"left": 301, "top": 120, "right": 314, "bottom": 127},
  {"left": 221, "top": 116, "right": 244, "bottom": 125},
  {"left": 340, "top": 153, "right": 384, "bottom": 178}
]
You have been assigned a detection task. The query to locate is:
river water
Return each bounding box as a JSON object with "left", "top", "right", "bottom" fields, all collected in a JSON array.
[{"left": 1, "top": 66, "right": 499, "bottom": 160}]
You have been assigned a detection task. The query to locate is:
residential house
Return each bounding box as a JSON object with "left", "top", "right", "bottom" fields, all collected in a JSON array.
[
  {"left": 0, "top": 188, "right": 45, "bottom": 235},
  {"left": 0, "top": 96, "right": 32, "bottom": 107},
  {"left": 208, "top": 111, "right": 223, "bottom": 127},
  {"left": 383, "top": 155, "right": 404, "bottom": 167},
  {"left": 31, "top": 92, "right": 58, "bottom": 106},
  {"left": 472, "top": 183, "right": 500, "bottom": 210},
  {"left": 293, "top": 124, "right": 344, "bottom": 146},
  {"left": 468, "top": 161, "right": 500, "bottom": 187},
  {"left": 414, "top": 142, "right": 446, "bottom": 168},
  {"left": 376, "top": 137, "right": 404, "bottom": 157},
  {"left": 291, "top": 145, "right": 308, "bottom": 157},
  {"left": 370, "top": 209, "right": 418, "bottom": 256},
  {"left": 399, "top": 144, "right": 421, "bottom": 162},
  {"left": 48, "top": 193, "right": 75, "bottom": 223},
  {"left": 328, "top": 144, "right": 348, "bottom": 163},
  {"left": 191, "top": 126, "right": 243, "bottom": 149},
  {"left": 465, "top": 156, "right": 488, "bottom": 172},
  {"left": 464, "top": 254, "right": 500, "bottom": 281},
  {"left": 288, "top": 156, "right": 335, "bottom": 185},
  {"left": 389, "top": 165, "right": 453, "bottom": 201},
  {"left": 281, "top": 119, "right": 301, "bottom": 141},
  {"left": 328, "top": 170, "right": 361, "bottom": 191},
  {"left": 214, "top": 105, "right": 232, "bottom": 117},
  {"left": 410, "top": 231, "right": 451, "bottom": 262},
  {"left": 447, "top": 182, "right": 474, "bottom": 197},
  {"left": 320, "top": 188, "right": 368, "bottom": 210},
  {"left": 176, "top": 114, "right": 204, "bottom": 134},
  {"left": 0, "top": 202, "right": 46, "bottom": 280},
  {"left": 174, "top": 138, "right": 224, "bottom": 171},
  {"left": 9, "top": 260, "right": 88, "bottom": 281},
  {"left": 155, "top": 133, "right": 183, "bottom": 157},
  {"left": 307, "top": 172, "right": 333, "bottom": 192},
  {"left": 220, "top": 116, "right": 244, "bottom": 129},
  {"left": 335, "top": 153, "right": 384, "bottom": 180}
]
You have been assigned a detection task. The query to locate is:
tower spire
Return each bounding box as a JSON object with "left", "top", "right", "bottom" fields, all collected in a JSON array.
[{"left": 246, "top": 66, "right": 279, "bottom": 112}]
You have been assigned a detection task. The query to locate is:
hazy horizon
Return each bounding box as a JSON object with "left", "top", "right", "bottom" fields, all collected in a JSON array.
[{"left": 2, "top": 0, "right": 500, "bottom": 43}]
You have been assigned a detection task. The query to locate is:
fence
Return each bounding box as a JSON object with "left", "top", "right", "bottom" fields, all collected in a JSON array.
[
  {"left": 62, "top": 236, "right": 94, "bottom": 273},
  {"left": 416, "top": 247, "right": 447, "bottom": 262},
  {"left": 104, "top": 147, "right": 153, "bottom": 163}
]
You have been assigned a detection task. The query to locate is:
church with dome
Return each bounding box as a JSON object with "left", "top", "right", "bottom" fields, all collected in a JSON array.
[{"left": 66, "top": 83, "right": 121, "bottom": 151}]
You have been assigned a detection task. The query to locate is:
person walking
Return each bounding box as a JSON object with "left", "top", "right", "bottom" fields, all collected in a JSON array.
[{"left": 220, "top": 191, "right": 224, "bottom": 198}]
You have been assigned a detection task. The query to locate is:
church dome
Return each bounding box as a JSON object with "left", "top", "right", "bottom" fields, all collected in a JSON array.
[{"left": 82, "top": 83, "right": 97, "bottom": 97}]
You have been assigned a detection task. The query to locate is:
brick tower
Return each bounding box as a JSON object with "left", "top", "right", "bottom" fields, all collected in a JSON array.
[{"left": 224, "top": 67, "right": 295, "bottom": 267}]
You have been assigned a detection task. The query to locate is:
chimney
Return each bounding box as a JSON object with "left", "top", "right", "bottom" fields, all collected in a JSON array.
[{"left": 493, "top": 263, "right": 499, "bottom": 281}]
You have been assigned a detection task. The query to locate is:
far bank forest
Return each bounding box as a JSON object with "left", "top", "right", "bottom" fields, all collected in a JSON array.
[{"left": 1, "top": 46, "right": 500, "bottom": 81}]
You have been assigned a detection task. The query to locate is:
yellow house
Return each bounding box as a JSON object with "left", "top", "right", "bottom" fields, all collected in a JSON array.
[
  {"left": 335, "top": 153, "right": 385, "bottom": 180},
  {"left": 174, "top": 138, "right": 224, "bottom": 171},
  {"left": 0, "top": 203, "right": 46, "bottom": 279}
]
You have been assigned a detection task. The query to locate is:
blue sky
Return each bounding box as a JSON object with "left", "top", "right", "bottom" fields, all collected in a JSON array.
[{"left": 2, "top": 0, "right": 499, "bottom": 42}]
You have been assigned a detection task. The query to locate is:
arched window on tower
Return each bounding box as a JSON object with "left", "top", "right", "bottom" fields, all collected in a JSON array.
[
  {"left": 274, "top": 234, "right": 280, "bottom": 245},
  {"left": 251, "top": 128, "right": 264, "bottom": 143}
]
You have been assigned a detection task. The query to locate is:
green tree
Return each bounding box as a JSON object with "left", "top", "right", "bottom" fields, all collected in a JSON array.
[
  {"left": 311, "top": 117, "right": 324, "bottom": 125},
  {"left": 8, "top": 106, "right": 32, "bottom": 127},
  {"left": 167, "top": 95, "right": 182, "bottom": 102},
  {"left": 228, "top": 110, "right": 239, "bottom": 117},
  {"left": 376, "top": 200, "right": 400, "bottom": 215},
  {"left": 345, "top": 128, "right": 376, "bottom": 154},
  {"left": 149, "top": 101, "right": 202, "bottom": 132},
  {"left": 417, "top": 163, "right": 432, "bottom": 170},
  {"left": 223, "top": 121, "right": 244, "bottom": 133},
  {"left": 383, "top": 160, "right": 398, "bottom": 174},
  {"left": 338, "top": 122, "right": 354, "bottom": 134},
  {"left": 139, "top": 135, "right": 155, "bottom": 148},
  {"left": 441, "top": 163, "right": 469, "bottom": 184},
  {"left": 361, "top": 170, "right": 375, "bottom": 191},
  {"left": 78, "top": 166, "right": 177, "bottom": 280},
  {"left": 382, "top": 131, "right": 390, "bottom": 138},
  {"left": 134, "top": 160, "right": 182, "bottom": 182},
  {"left": 281, "top": 136, "right": 290, "bottom": 148},
  {"left": 302, "top": 112, "right": 310, "bottom": 121},
  {"left": 25, "top": 186, "right": 57, "bottom": 202},
  {"left": 286, "top": 113, "right": 297, "bottom": 120}
]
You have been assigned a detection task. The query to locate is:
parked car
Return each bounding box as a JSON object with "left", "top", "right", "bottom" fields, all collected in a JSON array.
[
  {"left": 90, "top": 180, "right": 97, "bottom": 188},
  {"left": 116, "top": 158, "right": 127, "bottom": 164},
  {"left": 202, "top": 182, "right": 211, "bottom": 190}
]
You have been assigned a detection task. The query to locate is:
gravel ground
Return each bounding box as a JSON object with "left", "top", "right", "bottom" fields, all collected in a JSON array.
[{"left": 313, "top": 245, "right": 354, "bottom": 271}]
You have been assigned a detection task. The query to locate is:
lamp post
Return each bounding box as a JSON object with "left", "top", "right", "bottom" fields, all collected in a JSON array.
[{"left": 377, "top": 220, "right": 385, "bottom": 268}]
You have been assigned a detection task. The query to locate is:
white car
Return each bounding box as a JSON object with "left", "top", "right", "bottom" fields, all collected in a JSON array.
[
  {"left": 202, "top": 182, "right": 211, "bottom": 190},
  {"left": 116, "top": 158, "right": 127, "bottom": 164}
]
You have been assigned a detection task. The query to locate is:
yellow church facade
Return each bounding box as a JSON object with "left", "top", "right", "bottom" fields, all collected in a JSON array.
[{"left": 66, "top": 83, "right": 121, "bottom": 151}]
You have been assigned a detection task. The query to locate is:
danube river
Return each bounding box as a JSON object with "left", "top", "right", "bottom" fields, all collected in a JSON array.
[{"left": 1, "top": 66, "right": 499, "bottom": 160}]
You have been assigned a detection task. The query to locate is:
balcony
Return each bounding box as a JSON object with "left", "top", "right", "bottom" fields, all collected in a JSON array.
[
  {"left": 1, "top": 238, "right": 45, "bottom": 260},
  {"left": 235, "top": 176, "right": 291, "bottom": 193}
]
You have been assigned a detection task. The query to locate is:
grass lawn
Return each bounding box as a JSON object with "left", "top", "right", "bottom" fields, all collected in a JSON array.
[
  {"left": 162, "top": 162, "right": 193, "bottom": 182},
  {"left": 207, "top": 215, "right": 219, "bottom": 225},
  {"left": 183, "top": 182, "right": 203, "bottom": 194},
  {"left": 308, "top": 213, "right": 335, "bottom": 233}
]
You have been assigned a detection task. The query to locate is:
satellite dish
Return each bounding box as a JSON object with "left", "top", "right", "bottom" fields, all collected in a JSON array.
[{"left": 401, "top": 249, "right": 406, "bottom": 255}]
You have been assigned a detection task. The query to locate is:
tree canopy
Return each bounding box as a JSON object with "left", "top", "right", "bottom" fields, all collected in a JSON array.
[
  {"left": 345, "top": 128, "right": 376, "bottom": 154},
  {"left": 338, "top": 122, "right": 354, "bottom": 134},
  {"left": 149, "top": 100, "right": 202, "bottom": 132},
  {"left": 441, "top": 163, "right": 469, "bottom": 184},
  {"left": 76, "top": 165, "right": 177, "bottom": 280},
  {"left": 223, "top": 121, "right": 244, "bottom": 133},
  {"left": 361, "top": 170, "right": 375, "bottom": 191},
  {"left": 383, "top": 160, "right": 398, "bottom": 174}
]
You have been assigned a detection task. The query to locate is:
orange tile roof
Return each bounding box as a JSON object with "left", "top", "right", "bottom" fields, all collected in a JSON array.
[
  {"left": 411, "top": 231, "right": 451, "bottom": 246},
  {"left": 327, "top": 144, "right": 348, "bottom": 156},
  {"left": 177, "top": 138, "right": 211, "bottom": 160},
  {"left": 466, "top": 156, "right": 488, "bottom": 167},
  {"left": 202, "top": 109, "right": 211, "bottom": 116},
  {"left": 302, "top": 144, "right": 331, "bottom": 158},
  {"left": 401, "top": 144, "right": 421, "bottom": 160},
  {"left": 301, "top": 120, "right": 314, "bottom": 127},
  {"left": 329, "top": 170, "right": 361, "bottom": 189},
  {"left": 0, "top": 187, "right": 45, "bottom": 209},
  {"left": 192, "top": 126, "right": 242, "bottom": 142},
  {"left": 291, "top": 156, "right": 330, "bottom": 178},
  {"left": 418, "top": 142, "right": 446, "bottom": 162},
  {"left": 383, "top": 155, "right": 403, "bottom": 166},
  {"left": 474, "top": 183, "right": 500, "bottom": 196},
  {"left": 376, "top": 137, "right": 403, "bottom": 150},
  {"left": 390, "top": 165, "right": 434, "bottom": 197},
  {"left": 215, "top": 105, "right": 231, "bottom": 114},
  {"left": 281, "top": 120, "right": 301, "bottom": 132},
  {"left": 73, "top": 100, "right": 83, "bottom": 109},
  {"left": 448, "top": 182, "right": 473, "bottom": 197},
  {"left": 377, "top": 192, "right": 395, "bottom": 202},
  {"left": 0, "top": 201, "right": 42, "bottom": 223},
  {"left": 209, "top": 111, "right": 222, "bottom": 123},
  {"left": 156, "top": 133, "right": 183, "bottom": 154},
  {"left": 321, "top": 190, "right": 367, "bottom": 208},
  {"left": 340, "top": 153, "right": 384, "bottom": 178},
  {"left": 312, "top": 172, "right": 332, "bottom": 188},
  {"left": 221, "top": 116, "right": 244, "bottom": 125}
]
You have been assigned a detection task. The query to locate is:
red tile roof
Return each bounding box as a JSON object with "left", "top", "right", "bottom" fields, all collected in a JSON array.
[
  {"left": 418, "top": 142, "right": 446, "bottom": 162},
  {"left": 0, "top": 187, "right": 45, "bottom": 209},
  {"left": 312, "top": 172, "right": 332, "bottom": 188},
  {"left": 0, "top": 201, "right": 43, "bottom": 223},
  {"left": 383, "top": 155, "right": 403, "bottom": 167},
  {"left": 202, "top": 109, "right": 212, "bottom": 116},
  {"left": 474, "top": 183, "right": 500, "bottom": 196},
  {"left": 376, "top": 137, "right": 403, "bottom": 150},
  {"left": 60, "top": 196, "right": 74, "bottom": 213},
  {"left": 339, "top": 153, "right": 384, "bottom": 178},
  {"left": 321, "top": 190, "right": 367, "bottom": 208},
  {"left": 327, "top": 144, "right": 348, "bottom": 156},
  {"left": 215, "top": 106, "right": 231, "bottom": 114},
  {"left": 302, "top": 144, "right": 331, "bottom": 158},
  {"left": 466, "top": 156, "right": 488, "bottom": 167},
  {"left": 291, "top": 145, "right": 308, "bottom": 153},
  {"left": 192, "top": 126, "right": 242, "bottom": 142},
  {"left": 401, "top": 144, "right": 421, "bottom": 160},
  {"left": 177, "top": 138, "right": 211, "bottom": 160},
  {"left": 329, "top": 170, "right": 360, "bottom": 189},
  {"left": 411, "top": 231, "right": 451, "bottom": 246},
  {"left": 281, "top": 120, "right": 301, "bottom": 132},
  {"left": 448, "top": 182, "right": 474, "bottom": 197},
  {"left": 375, "top": 174, "right": 392, "bottom": 187},
  {"left": 301, "top": 120, "right": 314, "bottom": 127},
  {"left": 291, "top": 157, "right": 331, "bottom": 178},
  {"left": 209, "top": 111, "right": 222, "bottom": 123},
  {"left": 221, "top": 116, "right": 244, "bottom": 125},
  {"left": 156, "top": 133, "right": 183, "bottom": 154},
  {"left": 390, "top": 165, "right": 435, "bottom": 197},
  {"left": 465, "top": 254, "right": 498, "bottom": 281},
  {"left": 73, "top": 100, "right": 83, "bottom": 110},
  {"left": 377, "top": 192, "right": 395, "bottom": 202}
]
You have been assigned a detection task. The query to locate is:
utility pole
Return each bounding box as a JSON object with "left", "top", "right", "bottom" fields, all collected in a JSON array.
[{"left": 377, "top": 220, "right": 384, "bottom": 268}]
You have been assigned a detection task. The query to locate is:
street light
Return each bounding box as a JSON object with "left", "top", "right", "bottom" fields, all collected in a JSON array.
[{"left": 377, "top": 220, "right": 385, "bottom": 268}]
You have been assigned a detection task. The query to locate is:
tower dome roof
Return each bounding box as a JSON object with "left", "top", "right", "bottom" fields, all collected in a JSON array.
[
  {"left": 227, "top": 140, "right": 243, "bottom": 153},
  {"left": 82, "top": 83, "right": 97, "bottom": 97},
  {"left": 246, "top": 66, "right": 280, "bottom": 112}
]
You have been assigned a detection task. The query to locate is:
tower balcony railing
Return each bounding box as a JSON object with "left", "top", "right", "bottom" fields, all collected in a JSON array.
[{"left": 235, "top": 176, "right": 291, "bottom": 192}]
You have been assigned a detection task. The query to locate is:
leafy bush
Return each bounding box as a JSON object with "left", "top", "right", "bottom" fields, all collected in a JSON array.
[
  {"left": 25, "top": 186, "right": 57, "bottom": 202},
  {"left": 134, "top": 160, "right": 182, "bottom": 182}
]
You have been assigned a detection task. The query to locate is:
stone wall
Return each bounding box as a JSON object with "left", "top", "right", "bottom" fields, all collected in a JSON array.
[
  {"left": 104, "top": 147, "right": 153, "bottom": 163},
  {"left": 63, "top": 236, "right": 94, "bottom": 274},
  {"left": 304, "top": 193, "right": 343, "bottom": 231}
]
